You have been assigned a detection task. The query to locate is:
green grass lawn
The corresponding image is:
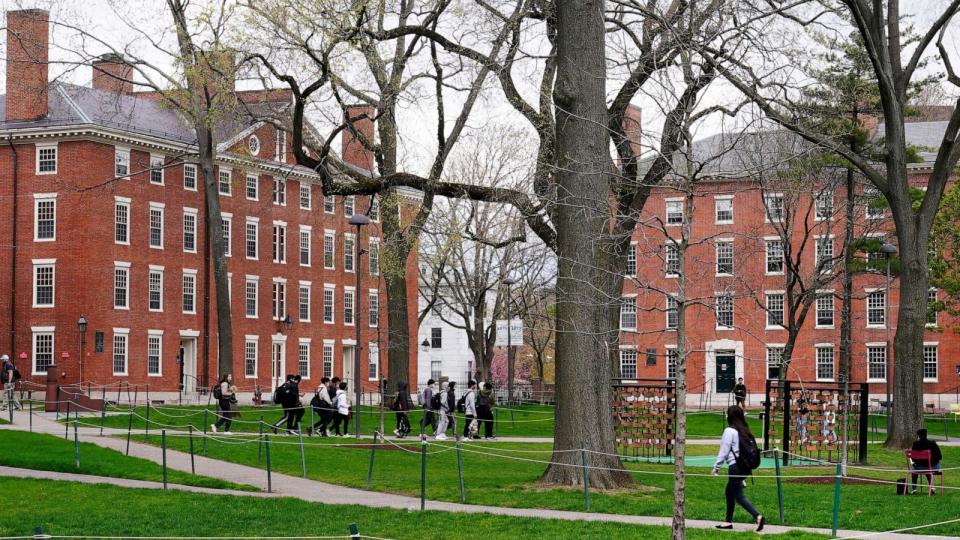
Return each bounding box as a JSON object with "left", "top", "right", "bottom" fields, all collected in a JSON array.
[
  {"left": 0, "top": 430, "right": 254, "bottom": 491},
  {"left": 0, "top": 478, "right": 826, "bottom": 539},
  {"left": 138, "top": 432, "right": 960, "bottom": 536}
]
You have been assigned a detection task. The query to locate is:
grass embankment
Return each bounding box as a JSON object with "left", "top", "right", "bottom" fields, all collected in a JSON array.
[{"left": 0, "top": 478, "right": 826, "bottom": 539}]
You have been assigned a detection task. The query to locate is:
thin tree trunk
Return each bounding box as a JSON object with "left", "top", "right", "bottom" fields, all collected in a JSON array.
[
  {"left": 672, "top": 192, "right": 694, "bottom": 539},
  {"left": 839, "top": 160, "right": 856, "bottom": 469}
]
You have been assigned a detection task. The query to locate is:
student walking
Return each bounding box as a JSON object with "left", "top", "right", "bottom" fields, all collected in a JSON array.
[
  {"left": 462, "top": 381, "right": 478, "bottom": 439},
  {"left": 477, "top": 382, "right": 495, "bottom": 440},
  {"left": 307, "top": 377, "right": 334, "bottom": 436},
  {"left": 210, "top": 373, "right": 235, "bottom": 434},
  {"left": 419, "top": 379, "right": 438, "bottom": 435},
  {"left": 733, "top": 378, "right": 747, "bottom": 409},
  {"left": 393, "top": 381, "right": 412, "bottom": 438},
  {"left": 272, "top": 375, "right": 304, "bottom": 435},
  {"left": 712, "top": 405, "right": 764, "bottom": 531},
  {"left": 0, "top": 355, "right": 21, "bottom": 411},
  {"left": 332, "top": 382, "right": 350, "bottom": 436},
  {"left": 435, "top": 381, "right": 456, "bottom": 440}
]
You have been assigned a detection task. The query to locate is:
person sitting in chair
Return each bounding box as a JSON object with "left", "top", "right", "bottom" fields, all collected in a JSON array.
[{"left": 910, "top": 429, "right": 942, "bottom": 494}]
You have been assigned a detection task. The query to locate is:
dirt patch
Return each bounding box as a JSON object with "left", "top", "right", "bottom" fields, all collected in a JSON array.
[
  {"left": 523, "top": 482, "right": 664, "bottom": 495},
  {"left": 788, "top": 475, "right": 880, "bottom": 486}
]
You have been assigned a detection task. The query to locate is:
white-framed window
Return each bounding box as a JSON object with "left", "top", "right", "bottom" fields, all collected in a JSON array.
[
  {"left": 274, "top": 129, "right": 287, "bottom": 162},
  {"left": 924, "top": 343, "right": 939, "bottom": 382},
  {"left": 815, "top": 345, "right": 835, "bottom": 381},
  {"left": 344, "top": 195, "right": 355, "bottom": 216},
  {"left": 115, "top": 198, "right": 130, "bottom": 245},
  {"left": 666, "top": 295, "right": 678, "bottom": 330},
  {"left": 815, "top": 235, "right": 834, "bottom": 272},
  {"left": 865, "top": 188, "right": 885, "bottom": 219},
  {"left": 370, "top": 197, "right": 380, "bottom": 221},
  {"left": 246, "top": 173, "right": 259, "bottom": 200},
  {"left": 272, "top": 222, "right": 287, "bottom": 264},
  {"left": 665, "top": 242, "right": 680, "bottom": 277},
  {"left": 31, "top": 329, "right": 54, "bottom": 375},
  {"left": 619, "top": 349, "right": 638, "bottom": 379},
  {"left": 182, "top": 208, "right": 198, "bottom": 253},
  {"left": 323, "top": 285, "right": 335, "bottom": 323},
  {"left": 715, "top": 196, "right": 733, "bottom": 224},
  {"left": 815, "top": 190, "right": 833, "bottom": 221},
  {"left": 36, "top": 143, "right": 57, "bottom": 174},
  {"left": 766, "top": 292, "right": 784, "bottom": 328},
  {"left": 816, "top": 292, "right": 834, "bottom": 328},
  {"left": 431, "top": 360, "right": 442, "bottom": 381},
  {"left": 369, "top": 289, "right": 380, "bottom": 327},
  {"left": 114, "top": 262, "right": 130, "bottom": 310},
  {"left": 666, "top": 348, "right": 679, "bottom": 379},
  {"left": 272, "top": 279, "right": 287, "bottom": 321},
  {"left": 927, "top": 289, "right": 939, "bottom": 327},
  {"left": 368, "top": 343, "right": 380, "bottom": 381},
  {"left": 766, "top": 346, "right": 784, "bottom": 380},
  {"left": 218, "top": 168, "right": 231, "bottom": 196},
  {"left": 867, "top": 344, "right": 886, "bottom": 381},
  {"left": 765, "top": 238, "right": 784, "bottom": 274},
  {"left": 344, "top": 233, "right": 356, "bottom": 272},
  {"left": 867, "top": 289, "right": 886, "bottom": 327},
  {"left": 33, "top": 194, "right": 56, "bottom": 242},
  {"left": 150, "top": 154, "right": 165, "bottom": 185},
  {"left": 665, "top": 198, "right": 683, "bottom": 225},
  {"left": 716, "top": 293, "right": 734, "bottom": 330},
  {"left": 221, "top": 215, "right": 232, "bottom": 257},
  {"left": 149, "top": 203, "right": 164, "bottom": 249},
  {"left": 431, "top": 327, "right": 442, "bottom": 348},
  {"left": 324, "top": 195, "right": 335, "bottom": 214},
  {"left": 300, "top": 226, "right": 312, "bottom": 267},
  {"left": 764, "top": 193, "right": 784, "bottom": 222},
  {"left": 244, "top": 337, "right": 258, "bottom": 378},
  {"left": 300, "top": 183, "right": 311, "bottom": 210},
  {"left": 182, "top": 270, "right": 197, "bottom": 314},
  {"left": 148, "top": 266, "right": 163, "bottom": 312},
  {"left": 32, "top": 259, "right": 55, "bottom": 308},
  {"left": 246, "top": 218, "right": 259, "bottom": 260},
  {"left": 298, "top": 282, "right": 311, "bottom": 322},
  {"left": 716, "top": 240, "right": 733, "bottom": 276},
  {"left": 298, "top": 339, "right": 311, "bottom": 379},
  {"left": 324, "top": 231, "right": 336, "bottom": 269},
  {"left": 115, "top": 147, "right": 130, "bottom": 178},
  {"left": 369, "top": 239, "right": 380, "bottom": 276},
  {"left": 245, "top": 276, "right": 259, "bottom": 318},
  {"left": 620, "top": 296, "right": 637, "bottom": 330},
  {"left": 273, "top": 177, "right": 286, "bottom": 205},
  {"left": 147, "top": 331, "right": 163, "bottom": 376},
  {"left": 183, "top": 164, "right": 197, "bottom": 191},
  {"left": 626, "top": 244, "right": 637, "bottom": 277},
  {"left": 344, "top": 287, "right": 356, "bottom": 326},
  {"left": 113, "top": 329, "right": 129, "bottom": 376},
  {"left": 322, "top": 341, "right": 335, "bottom": 378}
]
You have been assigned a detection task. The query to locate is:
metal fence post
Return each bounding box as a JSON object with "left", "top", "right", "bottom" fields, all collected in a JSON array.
[
  {"left": 73, "top": 418, "right": 80, "bottom": 469},
  {"left": 298, "top": 426, "right": 307, "bottom": 478},
  {"left": 161, "top": 429, "right": 168, "bottom": 490},
  {"left": 581, "top": 442, "right": 590, "bottom": 510},
  {"left": 367, "top": 431, "right": 378, "bottom": 488},
  {"left": 188, "top": 424, "right": 196, "bottom": 475},
  {"left": 125, "top": 409, "right": 133, "bottom": 455},
  {"left": 420, "top": 435, "right": 427, "bottom": 511},
  {"left": 258, "top": 417, "right": 264, "bottom": 465},
  {"left": 831, "top": 463, "right": 842, "bottom": 537},
  {"left": 774, "top": 448, "right": 785, "bottom": 524},
  {"left": 265, "top": 433, "right": 272, "bottom": 493},
  {"left": 456, "top": 438, "right": 466, "bottom": 503}
]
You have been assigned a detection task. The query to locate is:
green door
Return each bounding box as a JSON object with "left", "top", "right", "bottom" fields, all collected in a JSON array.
[{"left": 716, "top": 351, "right": 736, "bottom": 393}]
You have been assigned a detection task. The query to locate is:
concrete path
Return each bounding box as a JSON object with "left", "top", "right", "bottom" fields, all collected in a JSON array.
[{"left": 0, "top": 411, "right": 955, "bottom": 539}]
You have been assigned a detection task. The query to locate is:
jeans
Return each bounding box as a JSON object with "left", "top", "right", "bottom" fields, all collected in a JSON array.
[
  {"left": 310, "top": 408, "right": 332, "bottom": 435},
  {"left": 274, "top": 404, "right": 304, "bottom": 431},
  {"left": 213, "top": 399, "right": 232, "bottom": 431},
  {"left": 477, "top": 406, "right": 494, "bottom": 438},
  {"left": 420, "top": 409, "right": 437, "bottom": 434},
  {"left": 1, "top": 383, "right": 20, "bottom": 410},
  {"left": 911, "top": 462, "right": 942, "bottom": 490},
  {"left": 332, "top": 412, "right": 350, "bottom": 435},
  {"left": 463, "top": 414, "right": 477, "bottom": 437},
  {"left": 725, "top": 463, "right": 759, "bottom": 522},
  {"left": 396, "top": 412, "right": 411, "bottom": 435}
]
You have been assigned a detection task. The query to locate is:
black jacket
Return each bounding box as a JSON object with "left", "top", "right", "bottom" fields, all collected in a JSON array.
[
  {"left": 911, "top": 438, "right": 942, "bottom": 467},
  {"left": 733, "top": 384, "right": 747, "bottom": 398}
]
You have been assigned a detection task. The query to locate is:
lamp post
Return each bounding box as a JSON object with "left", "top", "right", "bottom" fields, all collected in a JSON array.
[
  {"left": 77, "top": 315, "right": 87, "bottom": 385},
  {"left": 349, "top": 213, "right": 370, "bottom": 438},
  {"left": 881, "top": 243, "right": 897, "bottom": 419},
  {"left": 502, "top": 277, "right": 517, "bottom": 404}
]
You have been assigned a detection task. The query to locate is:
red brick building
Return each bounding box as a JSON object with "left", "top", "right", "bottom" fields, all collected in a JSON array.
[{"left": 0, "top": 9, "right": 419, "bottom": 399}]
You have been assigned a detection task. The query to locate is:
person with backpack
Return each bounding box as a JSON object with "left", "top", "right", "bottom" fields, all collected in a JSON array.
[
  {"left": 307, "top": 377, "right": 333, "bottom": 437},
  {"left": 733, "top": 378, "right": 747, "bottom": 409},
  {"left": 435, "top": 381, "right": 456, "bottom": 440},
  {"left": 210, "top": 373, "right": 235, "bottom": 434},
  {"left": 477, "top": 382, "right": 495, "bottom": 440},
  {"left": 272, "top": 375, "right": 304, "bottom": 435},
  {"left": 0, "top": 355, "right": 21, "bottom": 411},
  {"left": 393, "top": 381, "right": 412, "bottom": 438},
  {"left": 461, "top": 381, "right": 478, "bottom": 439},
  {"left": 331, "top": 381, "right": 350, "bottom": 436},
  {"left": 712, "top": 405, "right": 764, "bottom": 531},
  {"left": 419, "top": 379, "right": 438, "bottom": 436}
]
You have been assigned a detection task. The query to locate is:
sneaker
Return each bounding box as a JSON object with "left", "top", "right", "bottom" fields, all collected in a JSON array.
[
  {"left": 435, "top": 434, "right": 448, "bottom": 441},
  {"left": 910, "top": 488, "right": 918, "bottom": 494},
  {"left": 224, "top": 431, "right": 232, "bottom": 435},
  {"left": 393, "top": 429, "right": 400, "bottom": 437},
  {"left": 210, "top": 424, "right": 217, "bottom": 433}
]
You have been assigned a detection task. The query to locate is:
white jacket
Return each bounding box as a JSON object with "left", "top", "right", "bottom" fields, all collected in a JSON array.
[
  {"left": 335, "top": 389, "right": 350, "bottom": 415},
  {"left": 464, "top": 389, "right": 477, "bottom": 416},
  {"left": 714, "top": 427, "right": 739, "bottom": 470}
]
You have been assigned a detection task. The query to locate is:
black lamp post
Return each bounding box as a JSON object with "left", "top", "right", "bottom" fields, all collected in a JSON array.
[
  {"left": 502, "top": 277, "right": 517, "bottom": 404},
  {"left": 349, "top": 213, "right": 370, "bottom": 438},
  {"left": 77, "top": 315, "right": 87, "bottom": 384},
  {"left": 880, "top": 242, "right": 897, "bottom": 418}
]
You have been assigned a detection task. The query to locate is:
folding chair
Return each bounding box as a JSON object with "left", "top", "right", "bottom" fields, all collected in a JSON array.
[{"left": 905, "top": 449, "right": 944, "bottom": 496}]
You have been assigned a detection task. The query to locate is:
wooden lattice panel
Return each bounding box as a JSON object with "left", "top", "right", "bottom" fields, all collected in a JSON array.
[{"left": 613, "top": 381, "right": 675, "bottom": 459}]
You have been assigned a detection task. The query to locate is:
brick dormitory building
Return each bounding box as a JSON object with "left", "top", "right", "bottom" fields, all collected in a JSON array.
[{"left": 0, "top": 9, "right": 419, "bottom": 400}]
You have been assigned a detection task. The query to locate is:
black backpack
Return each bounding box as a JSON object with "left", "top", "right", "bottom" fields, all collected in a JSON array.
[
  {"left": 430, "top": 392, "right": 442, "bottom": 410},
  {"left": 212, "top": 384, "right": 223, "bottom": 400},
  {"left": 456, "top": 394, "right": 467, "bottom": 413},
  {"left": 477, "top": 392, "right": 490, "bottom": 408},
  {"left": 310, "top": 391, "right": 321, "bottom": 408},
  {"left": 11, "top": 369, "right": 20, "bottom": 381},
  {"left": 736, "top": 432, "right": 762, "bottom": 471},
  {"left": 273, "top": 383, "right": 288, "bottom": 405}
]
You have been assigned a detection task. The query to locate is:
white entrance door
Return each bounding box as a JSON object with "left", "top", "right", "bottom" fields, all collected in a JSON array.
[
  {"left": 343, "top": 346, "right": 354, "bottom": 387},
  {"left": 271, "top": 340, "right": 286, "bottom": 391},
  {"left": 179, "top": 338, "right": 197, "bottom": 393}
]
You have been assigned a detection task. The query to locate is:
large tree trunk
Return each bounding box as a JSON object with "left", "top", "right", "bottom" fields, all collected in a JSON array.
[
  {"left": 383, "top": 204, "right": 412, "bottom": 397},
  {"left": 540, "top": 0, "right": 631, "bottom": 489},
  {"left": 198, "top": 139, "right": 232, "bottom": 381}
]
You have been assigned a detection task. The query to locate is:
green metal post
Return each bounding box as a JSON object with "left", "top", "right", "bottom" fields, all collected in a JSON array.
[
  {"left": 774, "top": 448, "right": 785, "bottom": 524},
  {"left": 581, "top": 442, "right": 590, "bottom": 510},
  {"left": 144, "top": 401, "right": 150, "bottom": 441},
  {"left": 64, "top": 401, "right": 70, "bottom": 440},
  {"left": 188, "top": 424, "right": 196, "bottom": 474},
  {"left": 420, "top": 435, "right": 427, "bottom": 511},
  {"left": 367, "top": 431, "right": 378, "bottom": 488},
  {"left": 99, "top": 389, "right": 107, "bottom": 436},
  {"left": 298, "top": 427, "right": 307, "bottom": 478},
  {"left": 831, "top": 463, "right": 842, "bottom": 537},
  {"left": 201, "top": 409, "right": 209, "bottom": 453},
  {"left": 258, "top": 417, "right": 264, "bottom": 465},
  {"left": 73, "top": 418, "right": 80, "bottom": 469},
  {"left": 943, "top": 414, "right": 949, "bottom": 442},
  {"left": 265, "top": 434, "right": 273, "bottom": 493},
  {"left": 125, "top": 409, "right": 133, "bottom": 455},
  {"left": 161, "top": 430, "right": 168, "bottom": 490},
  {"left": 349, "top": 523, "right": 359, "bottom": 539},
  {"left": 456, "top": 438, "right": 465, "bottom": 503}
]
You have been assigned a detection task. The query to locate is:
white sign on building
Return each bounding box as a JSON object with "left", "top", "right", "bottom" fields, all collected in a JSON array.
[{"left": 495, "top": 319, "right": 524, "bottom": 346}]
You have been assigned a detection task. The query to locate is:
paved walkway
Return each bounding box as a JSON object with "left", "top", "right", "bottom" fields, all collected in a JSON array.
[{"left": 1, "top": 411, "right": 955, "bottom": 539}]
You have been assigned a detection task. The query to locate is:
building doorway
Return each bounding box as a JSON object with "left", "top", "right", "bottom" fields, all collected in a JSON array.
[
  {"left": 271, "top": 338, "right": 286, "bottom": 391},
  {"left": 715, "top": 350, "right": 737, "bottom": 393},
  {"left": 179, "top": 337, "right": 197, "bottom": 394},
  {"left": 342, "top": 346, "right": 355, "bottom": 389}
]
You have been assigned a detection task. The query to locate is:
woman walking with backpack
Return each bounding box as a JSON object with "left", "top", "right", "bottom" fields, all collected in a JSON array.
[
  {"left": 210, "top": 373, "right": 235, "bottom": 434},
  {"left": 712, "top": 405, "right": 763, "bottom": 531},
  {"left": 393, "top": 381, "right": 412, "bottom": 438}
]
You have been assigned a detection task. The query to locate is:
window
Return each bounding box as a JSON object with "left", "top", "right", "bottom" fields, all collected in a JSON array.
[
  {"left": 245, "top": 219, "right": 259, "bottom": 259},
  {"left": 368, "top": 344, "right": 379, "bottom": 381},
  {"left": 667, "top": 348, "right": 679, "bottom": 379},
  {"left": 272, "top": 280, "right": 287, "bottom": 320},
  {"left": 764, "top": 194, "right": 784, "bottom": 222},
  {"left": 298, "top": 283, "right": 311, "bottom": 322},
  {"left": 431, "top": 360, "right": 442, "bottom": 381},
  {"left": 149, "top": 204, "right": 164, "bottom": 249},
  {"left": 369, "top": 290, "right": 380, "bottom": 327},
  {"left": 715, "top": 196, "right": 733, "bottom": 224},
  {"left": 183, "top": 164, "right": 197, "bottom": 190},
  {"left": 766, "top": 239, "right": 784, "bottom": 274},
  {"left": 815, "top": 236, "right": 834, "bottom": 271},
  {"left": 245, "top": 277, "right": 258, "bottom": 318},
  {"left": 867, "top": 346, "right": 886, "bottom": 381},
  {"left": 150, "top": 155, "right": 164, "bottom": 184},
  {"left": 33, "top": 261, "right": 55, "bottom": 307},
  {"left": 148, "top": 267, "right": 163, "bottom": 312},
  {"left": 245, "top": 338, "right": 258, "bottom": 378},
  {"left": 626, "top": 244, "right": 637, "bottom": 277},
  {"left": 344, "top": 234, "right": 356, "bottom": 272},
  {"left": 113, "top": 331, "right": 129, "bottom": 376},
  {"left": 246, "top": 174, "right": 258, "bottom": 200},
  {"left": 620, "top": 297, "right": 637, "bottom": 330},
  {"left": 114, "top": 264, "right": 130, "bottom": 309},
  {"left": 816, "top": 293, "right": 834, "bottom": 327},
  {"left": 370, "top": 197, "right": 380, "bottom": 221},
  {"left": 34, "top": 195, "right": 56, "bottom": 241},
  {"left": 323, "top": 286, "right": 335, "bottom": 323},
  {"left": 324, "top": 195, "right": 335, "bottom": 214},
  {"left": 716, "top": 241, "right": 733, "bottom": 275},
  {"left": 32, "top": 331, "right": 54, "bottom": 374},
  {"left": 323, "top": 231, "right": 336, "bottom": 269},
  {"left": 344, "top": 195, "right": 355, "bottom": 216},
  {"left": 272, "top": 222, "right": 287, "bottom": 263},
  {"left": 183, "top": 209, "right": 197, "bottom": 253},
  {"left": 666, "top": 295, "right": 678, "bottom": 330},
  {"left": 619, "top": 349, "right": 638, "bottom": 379},
  {"left": 344, "top": 288, "right": 355, "bottom": 326},
  {"left": 221, "top": 215, "right": 232, "bottom": 257},
  {"left": 147, "top": 333, "right": 162, "bottom": 376},
  {"left": 816, "top": 345, "right": 834, "bottom": 381},
  {"left": 218, "top": 168, "right": 231, "bottom": 196},
  {"left": 36, "top": 143, "right": 57, "bottom": 174},
  {"left": 369, "top": 240, "right": 380, "bottom": 276},
  {"left": 182, "top": 270, "right": 197, "bottom": 314},
  {"left": 665, "top": 199, "right": 683, "bottom": 225},
  {"left": 115, "top": 199, "right": 130, "bottom": 245},
  {"left": 274, "top": 129, "right": 287, "bottom": 162},
  {"left": 300, "top": 183, "right": 311, "bottom": 209},
  {"left": 928, "top": 289, "right": 939, "bottom": 327},
  {"left": 322, "top": 342, "right": 334, "bottom": 378},
  {"left": 273, "top": 177, "right": 286, "bottom": 205},
  {"left": 924, "top": 344, "right": 938, "bottom": 382},
  {"left": 815, "top": 190, "right": 833, "bottom": 220},
  {"left": 716, "top": 293, "right": 734, "bottom": 329},
  {"left": 766, "top": 293, "right": 784, "bottom": 328},
  {"left": 867, "top": 290, "right": 886, "bottom": 327},
  {"left": 431, "top": 327, "right": 442, "bottom": 348},
  {"left": 665, "top": 242, "right": 680, "bottom": 276},
  {"left": 766, "top": 346, "right": 784, "bottom": 380},
  {"left": 299, "top": 227, "right": 312, "bottom": 266},
  {"left": 865, "top": 188, "right": 885, "bottom": 219},
  {"left": 115, "top": 147, "right": 130, "bottom": 177},
  {"left": 298, "top": 340, "right": 311, "bottom": 379}
]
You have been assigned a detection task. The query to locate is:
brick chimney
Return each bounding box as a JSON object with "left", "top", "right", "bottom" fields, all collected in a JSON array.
[
  {"left": 5, "top": 9, "right": 49, "bottom": 122},
  {"left": 623, "top": 104, "right": 642, "bottom": 157},
  {"left": 92, "top": 53, "right": 133, "bottom": 94},
  {"left": 342, "top": 105, "right": 375, "bottom": 171}
]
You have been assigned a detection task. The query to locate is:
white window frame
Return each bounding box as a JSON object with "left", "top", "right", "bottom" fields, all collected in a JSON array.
[
  {"left": 923, "top": 342, "right": 939, "bottom": 383},
  {"left": 666, "top": 347, "right": 679, "bottom": 379},
  {"left": 245, "top": 275, "right": 259, "bottom": 319},
  {"left": 715, "top": 292, "right": 734, "bottom": 330},
  {"left": 298, "top": 281, "right": 312, "bottom": 323},
  {"left": 866, "top": 343, "right": 887, "bottom": 382},
  {"left": 183, "top": 163, "right": 197, "bottom": 191},
  {"left": 183, "top": 208, "right": 198, "bottom": 254},
  {"left": 33, "top": 193, "right": 57, "bottom": 242},
  {"left": 665, "top": 241, "right": 680, "bottom": 278},
  {"left": 300, "top": 225, "right": 312, "bottom": 267},
  {"left": 115, "top": 197, "right": 131, "bottom": 246},
  {"left": 324, "top": 195, "right": 335, "bottom": 214},
  {"left": 32, "top": 259, "right": 55, "bottom": 308},
  {"left": 369, "top": 238, "right": 380, "bottom": 276},
  {"left": 31, "top": 328, "right": 54, "bottom": 376},
  {"left": 273, "top": 176, "right": 286, "bottom": 206},
  {"left": 620, "top": 295, "right": 637, "bottom": 331},
  {"left": 927, "top": 288, "right": 939, "bottom": 328},
  {"left": 625, "top": 243, "right": 637, "bottom": 277},
  {"left": 272, "top": 278, "right": 288, "bottom": 321},
  {"left": 147, "top": 330, "right": 163, "bottom": 377},
  {"left": 766, "top": 345, "right": 785, "bottom": 381},
  {"left": 368, "top": 343, "right": 379, "bottom": 381},
  {"left": 344, "top": 286, "right": 356, "bottom": 326},
  {"left": 221, "top": 214, "right": 232, "bottom": 257},
  {"left": 619, "top": 348, "right": 638, "bottom": 380},
  {"left": 344, "top": 233, "right": 356, "bottom": 273},
  {"left": 764, "top": 193, "right": 784, "bottom": 223},
  {"left": 322, "top": 340, "right": 335, "bottom": 378},
  {"left": 300, "top": 182, "right": 312, "bottom": 210},
  {"left": 814, "top": 190, "right": 833, "bottom": 221},
  {"left": 148, "top": 265, "right": 164, "bottom": 313},
  {"left": 765, "top": 291, "right": 785, "bottom": 329},
  {"left": 815, "top": 235, "right": 835, "bottom": 273},
  {"left": 666, "top": 295, "right": 678, "bottom": 330},
  {"left": 715, "top": 239, "right": 734, "bottom": 276},
  {"left": 298, "top": 338, "right": 312, "bottom": 380},
  {"left": 244, "top": 336, "right": 259, "bottom": 379},
  {"left": 113, "top": 261, "right": 131, "bottom": 310},
  {"left": 370, "top": 197, "right": 380, "bottom": 222},
  {"left": 815, "top": 290, "right": 834, "bottom": 329},
  {"left": 112, "top": 329, "right": 130, "bottom": 376},
  {"left": 182, "top": 269, "right": 198, "bottom": 315},
  {"left": 344, "top": 195, "right": 355, "bottom": 216},
  {"left": 665, "top": 198, "right": 684, "bottom": 226},
  {"left": 150, "top": 154, "right": 165, "bottom": 185},
  {"left": 866, "top": 288, "right": 886, "bottom": 328},
  {"left": 218, "top": 167, "right": 232, "bottom": 196},
  {"left": 246, "top": 173, "right": 259, "bottom": 201},
  {"left": 815, "top": 344, "right": 835, "bottom": 382},
  {"left": 865, "top": 188, "right": 885, "bottom": 220},
  {"left": 35, "top": 143, "right": 57, "bottom": 175},
  {"left": 765, "top": 237, "right": 784, "bottom": 275},
  {"left": 149, "top": 202, "right": 165, "bottom": 250},
  {"left": 272, "top": 221, "right": 287, "bottom": 264},
  {"left": 714, "top": 195, "right": 734, "bottom": 224},
  {"left": 369, "top": 289, "right": 380, "bottom": 328},
  {"left": 323, "top": 285, "right": 335, "bottom": 324},
  {"left": 246, "top": 217, "right": 260, "bottom": 260},
  {"left": 115, "top": 146, "right": 130, "bottom": 179},
  {"left": 324, "top": 230, "right": 336, "bottom": 270}
]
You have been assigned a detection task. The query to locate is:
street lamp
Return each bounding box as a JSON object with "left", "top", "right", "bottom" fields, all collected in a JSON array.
[
  {"left": 77, "top": 315, "right": 87, "bottom": 384},
  {"left": 348, "top": 213, "right": 370, "bottom": 438},
  {"left": 502, "top": 277, "right": 517, "bottom": 404},
  {"left": 881, "top": 242, "right": 897, "bottom": 419}
]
